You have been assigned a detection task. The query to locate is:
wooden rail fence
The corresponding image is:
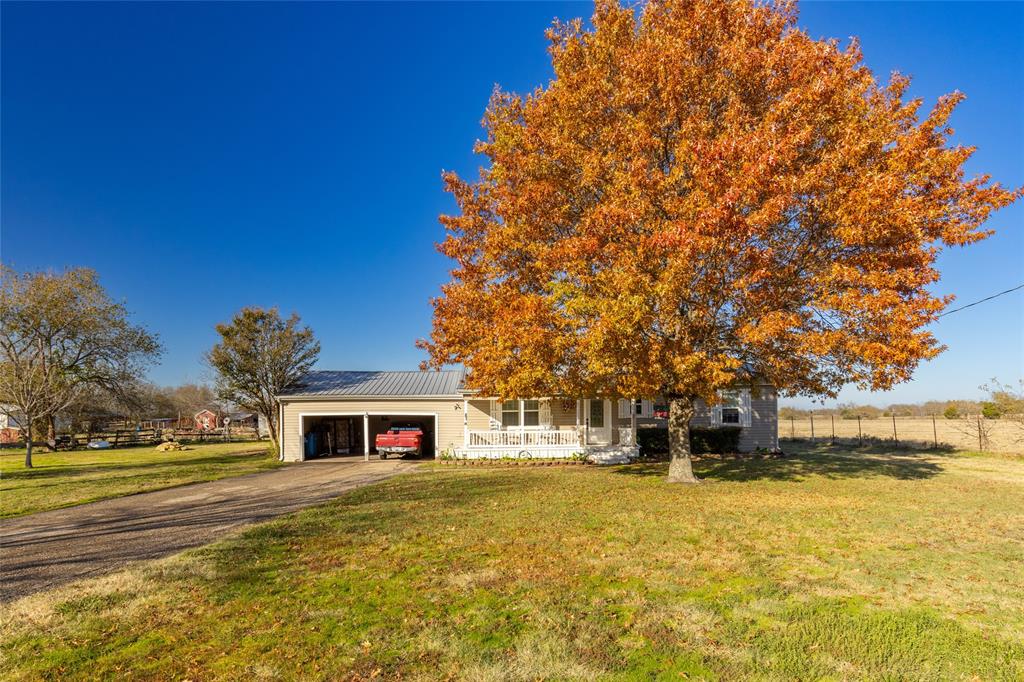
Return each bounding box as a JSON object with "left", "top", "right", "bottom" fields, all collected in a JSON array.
[{"left": 0, "top": 427, "right": 262, "bottom": 450}]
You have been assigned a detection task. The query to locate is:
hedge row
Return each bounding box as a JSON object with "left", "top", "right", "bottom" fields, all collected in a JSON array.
[{"left": 637, "top": 426, "right": 742, "bottom": 455}]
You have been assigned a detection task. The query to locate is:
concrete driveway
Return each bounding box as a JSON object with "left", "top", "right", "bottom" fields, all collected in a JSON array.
[{"left": 0, "top": 456, "right": 417, "bottom": 602}]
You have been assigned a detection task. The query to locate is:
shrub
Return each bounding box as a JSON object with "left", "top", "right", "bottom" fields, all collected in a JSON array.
[
  {"left": 636, "top": 428, "right": 669, "bottom": 454},
  {"left": 943, "top": 405, "right": 959, "bottom": 420},
  {"left": 981, "top": 402, "right": 1001, "bottom": 419},
  {"left": 690, "top": 426, "right": 742, "bottom": 454},
  {"left": 637, "top": 427, "right": 742, "bottom": 456}
]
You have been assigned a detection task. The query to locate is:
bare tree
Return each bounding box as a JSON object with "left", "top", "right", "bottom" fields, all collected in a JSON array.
[
  {"left": 169, "top": 383, "right": 223, "bottom": 422},
  {"left": 952, "top": 414, "right": 997, "bottom": 452},
  {"left": 206, "top": 307, "right": 319, "bottom": 450},
  {"left": 982, "top": 378, "right": 1024, "bottom": 445},
  {"left": 0, "top": 267, "right": 162, "bottom": 467}
]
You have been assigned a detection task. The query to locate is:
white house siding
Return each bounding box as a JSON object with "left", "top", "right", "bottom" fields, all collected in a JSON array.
[
  {"left": 689, "top": 386, "right": 778, "bottom": 451},
  {"left": 280, "top": 398, "right": 465, "bottom": 462},
  {"left": 466, "top": 399, "right": 492, "bottom": 431}
]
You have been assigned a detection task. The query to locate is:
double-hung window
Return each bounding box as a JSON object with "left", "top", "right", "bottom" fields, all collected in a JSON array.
[
  {"left": 501, "top": 400, "right": 519, "bottom": 428},
  {"left": 720, "top": 392, "right": 742, "bottom": 424},
  {"left": 714, "top": 389, "right": 751, "bottom": 427}
]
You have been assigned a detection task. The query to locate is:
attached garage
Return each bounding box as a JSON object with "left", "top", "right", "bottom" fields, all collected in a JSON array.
[{"left": 277, "top": 370, "right": 467, "bottom": 462}]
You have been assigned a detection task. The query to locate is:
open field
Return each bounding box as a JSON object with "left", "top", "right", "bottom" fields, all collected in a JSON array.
[
  {"left": 780, "top": 415, "right": 1023, "bottom": 454},
  {"left": 2, "top": 443, "right": 1022, "bottom": 679},
  {"left": 0, "top": 442, "right": 281, "bottom": 518}
]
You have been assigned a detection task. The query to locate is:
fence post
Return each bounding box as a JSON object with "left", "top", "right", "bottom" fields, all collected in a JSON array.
[
  {"left": 932, "top": 414, "right": 938, "bottom": 449},
  {"left": 810, "top": 411, "right": 815, "bottom": 441},
  {"left": 830, "top": 414, "right": 835, "bottom": 445},
  {"left": 857, "top": 415, "right": 862, "bottom": 447},
  {"left": 977, "top": 415, "right": 983, "bottom": 450},
  {"left": 790, "top": 416, "right": 795, "bottom": 438},
  {"left": 892, "top": 413, "right": 898, "bottom": 447}
]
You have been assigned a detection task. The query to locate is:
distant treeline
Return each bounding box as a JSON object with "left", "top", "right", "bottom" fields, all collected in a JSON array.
[
  {"left": 780, "top": 401, "right": 984, "bottom": 419},
  {"left": 781, "top": 380, "right": 1024, "bottom": 420}
]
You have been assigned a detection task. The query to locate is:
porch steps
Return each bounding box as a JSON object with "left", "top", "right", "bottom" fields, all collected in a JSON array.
[{"left": 584, "top": 445, "right": 640, "bottom": 465}]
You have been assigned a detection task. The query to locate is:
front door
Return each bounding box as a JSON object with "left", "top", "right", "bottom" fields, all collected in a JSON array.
[{"left": 585, "top": 399, "right": 612, "bottom": 445}]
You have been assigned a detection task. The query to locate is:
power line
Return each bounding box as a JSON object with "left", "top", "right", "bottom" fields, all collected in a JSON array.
[{"left": 936, "top": 283, "right": 1024, "bottom": 318}]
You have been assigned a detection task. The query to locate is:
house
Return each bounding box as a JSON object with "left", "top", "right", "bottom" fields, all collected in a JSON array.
[
  {"left": 0, "top": 407, "right": 24, "bottom": 444},
  {"left": 139, "top": 417, "right": 180, "bottom": 430},
  {"left": 194, "top": 409, "right": 218, "bottom": 430},
  {"left": 226, "top": 412, "right": 259, "bottom": 429},
  {"left": 225, "top": 412, "right": 271, "bottom": 437},
  {"left": 276, "top": 370, "right": 778, "bottom": 464}
]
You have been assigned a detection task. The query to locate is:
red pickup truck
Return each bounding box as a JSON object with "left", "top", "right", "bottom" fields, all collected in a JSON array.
[{"left": 374, "top": 423, "right": 425, "bottom": 459}]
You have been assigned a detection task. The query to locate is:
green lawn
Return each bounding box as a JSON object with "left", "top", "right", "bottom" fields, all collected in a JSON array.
[
  {"left": 0, "top": 441, "right": 282, "bottom": 518},
  {"left": 2, "top": 443, "right": 1022, "bottom": 680}
]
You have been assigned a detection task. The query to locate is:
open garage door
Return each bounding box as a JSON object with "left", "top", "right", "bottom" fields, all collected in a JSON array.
[
  {"left": 368, "top": 414, "right": 436, "bottom": 459},
  {"left": 301, "top": 415, "right": 364, "bottom": 459},
  {"left": 300, "top": 413, "right": 437, "bottom": 460}
]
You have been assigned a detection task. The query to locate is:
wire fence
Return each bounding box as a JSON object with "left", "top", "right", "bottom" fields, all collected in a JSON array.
[{"left": 779, "top": 415, "right": 1023, "bottom": 453}]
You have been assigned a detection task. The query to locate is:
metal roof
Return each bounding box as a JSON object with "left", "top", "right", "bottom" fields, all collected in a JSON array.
[{"left": 278, "top": 370, "right": 466, "bottom": 399}]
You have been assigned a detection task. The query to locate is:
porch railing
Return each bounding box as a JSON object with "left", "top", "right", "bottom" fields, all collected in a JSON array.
[
  {"left": 617, "top": 428, "right": 636, "bottom": 447},
  {"left": 467, "top": 429, "right": 581, "bottom": 447}
]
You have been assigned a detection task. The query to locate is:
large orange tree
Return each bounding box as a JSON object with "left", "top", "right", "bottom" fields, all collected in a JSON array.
[{"left": 419, "top": 0, "right": 1020, "bottom": 482}]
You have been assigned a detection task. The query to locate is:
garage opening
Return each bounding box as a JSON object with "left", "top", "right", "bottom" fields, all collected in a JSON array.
[
  {"left": 301, "top": 414, "right": 437, "bottom": 460},
  {"left": 368, "top": 415, "right": 436, "bottom": 459},
  {"left": 301, "top": 416, "right": 362, "bottom": 459}
]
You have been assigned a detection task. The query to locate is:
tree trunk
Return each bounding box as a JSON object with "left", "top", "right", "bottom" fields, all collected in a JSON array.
[
  {"left": 667, "top": 395, "right": 698, "bottom": 483},
  {"left": 46, "top": 414, "right": 57, "bottom": 450},
  {"left": 24, "top": 413, "right": 33, "bottom": 468},
  {"left": 265, "top": 410, "right": 279, "bottom": 451}
]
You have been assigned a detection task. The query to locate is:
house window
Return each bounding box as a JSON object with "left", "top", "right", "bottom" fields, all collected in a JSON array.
[
  {"left": 523, "top": 400, "right": 540, "bottom": 426},
  {"left": 720, "top": 391, "right": 742, "bottom": 425},
  {"left": 501, "top": 400, "right": 519, "bottom": 428},
  {"left": 502, "top": 400, "right": 541, "bottom": 428}
]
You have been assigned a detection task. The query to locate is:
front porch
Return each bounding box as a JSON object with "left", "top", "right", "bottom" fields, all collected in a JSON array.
[{"left": 452, "top": 398, "right": 641, "bottom": 464}]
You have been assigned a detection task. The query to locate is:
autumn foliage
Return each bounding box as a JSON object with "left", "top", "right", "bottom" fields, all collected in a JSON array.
[{"left": 419, "top": 0, "right": 1020, "bottom": 479}]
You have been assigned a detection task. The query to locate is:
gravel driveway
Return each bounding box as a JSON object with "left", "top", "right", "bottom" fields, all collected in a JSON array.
[{"left": 0, "top": 456, "right": 417, "bottom": 602}]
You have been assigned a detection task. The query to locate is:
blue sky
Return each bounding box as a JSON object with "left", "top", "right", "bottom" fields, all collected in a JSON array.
[{"left": 2, "top": 1, "right": 1021, "bottom": 408}]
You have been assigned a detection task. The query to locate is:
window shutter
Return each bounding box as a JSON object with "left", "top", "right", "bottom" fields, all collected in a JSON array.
[
  {"left": 618, "top": 400, "right": 630, "bottom": 418},
  {"left": 711, "top": 392, "right": 723, "bottom": 425},
  {"left": 641, "top": 400, "right": 653, "bottom": 418},
  {"left": 741, "top": 390, "right": 752, "bottom": 427},
  {"left": 489, "top": 400, "right": 501, "bottom": 430},
  {"left": 539, "top": 399, "right": 552, "bottom": 428}
]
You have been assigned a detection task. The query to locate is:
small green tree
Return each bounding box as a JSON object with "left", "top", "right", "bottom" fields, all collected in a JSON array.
[
  {"left": 207, "top": 307, "right": 319, "bottom": 450},
  {"left": 980, "top": 402, "right": 1001, "bottom": 420},
  {"left": 943, "top": 404, "right": 959, "bottom": 420}
]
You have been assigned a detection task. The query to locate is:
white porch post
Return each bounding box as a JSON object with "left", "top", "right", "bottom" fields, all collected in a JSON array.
[
  {"left": 631, "top": 399, "right": 637, "bottom": 447},
  {"left": 363, "top": 413, "right": 370, "bottom": 461},
  {"left": 577, "top": 399, "right": 585, "bottom": 446},
  {"left": 462, "top": 399, "right": 469, "bottom": 446}
]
